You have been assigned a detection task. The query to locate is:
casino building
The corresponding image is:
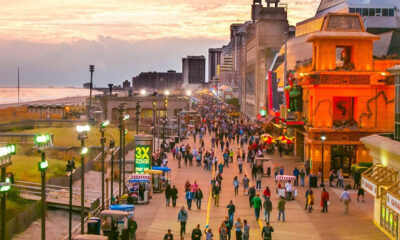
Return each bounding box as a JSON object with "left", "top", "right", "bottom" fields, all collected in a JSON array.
[{"left": 361, "top": 65, "right": 400, "bottom": 240}]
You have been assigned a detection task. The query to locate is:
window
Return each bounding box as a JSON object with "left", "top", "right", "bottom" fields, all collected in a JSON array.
[
  {"left": 368, "top": 8, "right": 375, "bottom": 16},
  {"left": 383, "top": 8, "right": 389, "bottom": 16},
  {"left": 356, "top": 8, "right": 362, "bottom": 15},
  {"left": 376, "top": 8, "right": 382, "bottom": 16},
  {"left": 336, "top": 46, "right": 352, "bottom": 69},
  {"left": 389, "top": 9, "right": 395, "bottom": 16},
  {"left": 349, "top": 8, "right": 355, "bottom": 13},
  {"left": 362, "top": 8, "right": 369, "bottom": 16}
]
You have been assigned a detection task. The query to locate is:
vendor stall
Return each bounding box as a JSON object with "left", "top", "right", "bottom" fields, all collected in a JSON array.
[
  {"left": 127, "top": 174, "right": 151, "bottom": 204},
  {"left": 100, "top": 210, "right": 130, "bottom": 240},
  {"left": 152, "top": 166, "right": 172, "bottom": 185},
  {"left": 255, "top": 156, "right": 272, "bottom": 177},
  {"left": 144, "top": 169, "right": 164, "bottom": 193},
  {"left": 276, "top": 175, "right": 297, "bottom": 200}
]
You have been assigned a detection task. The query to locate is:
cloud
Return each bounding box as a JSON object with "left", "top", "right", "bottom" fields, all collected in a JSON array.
[
  {"left": 0, "top": 36, "right": 225, "bottom": 87},
  {"left": 0, "top": 0, "right": 319, "bottom": 43}
]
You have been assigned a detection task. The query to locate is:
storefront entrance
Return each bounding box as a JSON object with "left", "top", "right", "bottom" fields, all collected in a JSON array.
[{"left": 331, "top": 145, "right": 356, "bottom": 176}]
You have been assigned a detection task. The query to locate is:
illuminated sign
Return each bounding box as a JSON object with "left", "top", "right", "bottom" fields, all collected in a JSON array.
[
  {"left": 135, "top": 145, "right": 151, "bottom": 173},
  {"left": 361, "top": 177, "right": 377, "bottom": 197},
  {"left": 387, "top": 193, "right": 400, "bottom": 215}
]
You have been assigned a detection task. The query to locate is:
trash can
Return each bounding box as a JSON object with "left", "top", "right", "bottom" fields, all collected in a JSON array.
[
  {"left": 144, "top": 190, "right": 149, "bottom": 203},
  {"left": 87, "top": 218, "right": 100, "bottom": 235},
  {"left": 309, "top": 175, "right": 318, "bottom": 188}
]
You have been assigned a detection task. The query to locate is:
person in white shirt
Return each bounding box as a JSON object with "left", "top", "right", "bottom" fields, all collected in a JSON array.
[
  {"left": 285, "top": 181, "right": 293, "bottom": 200},
  {"left": 340, "top": 187, "right": 351, "bottom": 214}
]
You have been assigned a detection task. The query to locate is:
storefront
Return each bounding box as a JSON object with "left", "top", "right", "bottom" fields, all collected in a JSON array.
[{"left": 362, "top": 164, "right": 399, "bottom": 239}]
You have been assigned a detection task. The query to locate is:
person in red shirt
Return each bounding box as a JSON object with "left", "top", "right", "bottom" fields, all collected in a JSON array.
[
  {"left": 321, "top": 188, "right": 330, "bottom": 213},
  {"left": 263, "top": 186, "right": 271, "bottom": 200}
]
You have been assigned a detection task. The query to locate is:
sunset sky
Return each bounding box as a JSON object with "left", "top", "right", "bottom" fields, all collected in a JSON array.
[{"left": 0, "top": 0, "right": 319, "bottom": 87}]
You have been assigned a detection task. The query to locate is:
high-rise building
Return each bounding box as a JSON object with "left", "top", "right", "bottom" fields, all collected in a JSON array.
[
  {"left": 208, "top": 48, "right": 223, "bottom": 81},
  {"left": 132, "top": 70, "right": 182, "bottom": 90},
  {"left": 182, "top": 56, "right": 206, "bottom": 88}
]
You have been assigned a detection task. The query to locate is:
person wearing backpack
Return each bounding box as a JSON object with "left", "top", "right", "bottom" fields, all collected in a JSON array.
[
  {"left": 177, "top": 206, "right": 188, "bottom": 237},
  {"left": 226, "top": 200, "right": 236, "bottom": 223},
  {"left": 262, "top": 222, "right": 274, "bottom": 240},
  {"left": 195, "top": 188, "right": 204, "bottom": 210}
]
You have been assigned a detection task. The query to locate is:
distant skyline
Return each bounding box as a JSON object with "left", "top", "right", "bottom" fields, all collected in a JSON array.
[{"left": 0, "top": 0, "right": 319, "bottom": 87}]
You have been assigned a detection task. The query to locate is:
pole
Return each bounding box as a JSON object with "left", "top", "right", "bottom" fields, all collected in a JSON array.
[
  {"left": 88, "top": 65, "right": 94, "bottom": 121},
  {"left": 111, "top": 149, "right": 114, "bottom": 202},
  {"left": 68, "top": 168, "right": 73, "bottom": 240},
  {"left": 122, "top": 131, "right": 126, "bottom": 194},
  {"left": 101, "top": 130, "right": 105, "bottom": 210},
  {"left": 41, "top": 152, "right": 46, "bottom": 240},
  {"left": 80, "top": 138, "right": 85, "bottom": 234},
  {"left": 0, "top": 167, "right": 6, "bottom": 240},
  {"left": 177, "top": 113, "right": 180, "bottom": 141},
  {"left": 321, "top": 140, "right": 324, "bottom": 187},
  {"left": 119, "top": 126, "right": 122, "bottom": 196}
]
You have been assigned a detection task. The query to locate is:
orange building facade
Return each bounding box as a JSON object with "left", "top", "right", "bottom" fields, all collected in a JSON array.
[{"left": 291, "top": 13, "right": 400, "bottom": 177}]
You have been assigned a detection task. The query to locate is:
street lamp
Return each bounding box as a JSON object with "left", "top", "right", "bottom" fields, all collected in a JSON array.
[
  {"left": 152, "top": 100, "right": 156, "bottom": 152},
  {"left": 100, "top": 120, "right": 109, "bottom": 210},
  {"left": 76, "top": 125, "right": 90, "bottom": 234},
  {"left": 34, "top": 134, "right": 50, "bottom": 240},
  {"left": 164, "top": 90, "right": 170, "bottom": 96},
  {"left": 66, "top": 159, "right": 76, "bottom": 240},
  {"left": 118, "top": 104, "right": 128, "bottom": 195},
  {"left": 0, "top": 144, "right": 15, "bottom": 240},
  {"left": 109, "top": 140, "right": 115, "bottom": 204},
  {"left": 88, "top": 65, "right": 95, "bottom": 122},
  {"left": 140, "top": 89, "right": 146, "bottom": 96},
  {"left": 135, "top": 101, "right": 141, "bottom": 134},
  {"left": 320, "top": 132, "right": 326, "bottom": 187}
]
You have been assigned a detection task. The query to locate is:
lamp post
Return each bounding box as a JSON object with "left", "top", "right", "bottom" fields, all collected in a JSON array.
[
  {"left": 320, "top": 132, "right": 326, "bottom": 187},
  {"left": 88, "top": 65, "right": 95, "bottom": 121},
  {"left": 118, "top": 104, "right": 128, "bottom": 196},
  {"left": 186, "top": 90, "right": 191, "bottom": 111},
  {"left": 122, "top": 127, "right": 127, "bottom": 194},
  {"left": 76, "top": 124, "right": 90, "bottom": 234},
  {"left": 109, "top": 140, "right": 115, "bottom": 204},
  {"left": 152, "top": 100, "right": 156, "bottom": 152},
  {"left": 135, "top": 101, "right": 141, "bottom": 134},
  {"left": 66, "top": 159, "right": 76, "bottom": 240},
  {"left": 34, "top": 134, "right": 51, "bottom": 240},
  {"left": 100, "top": 120, "right": 109, "bottom": 210},
  {"left": 0, "top": 144, "right": 15, "bottom": 240}
]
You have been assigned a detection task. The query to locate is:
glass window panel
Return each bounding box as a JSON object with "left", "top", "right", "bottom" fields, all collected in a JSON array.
[
  {"left": 383, "top": 8, "right": 389, "bottom": 16},
  {"left": 363, "top": 8, "right": 369, "bottom": 16},
  {"left": 356, "top": 8, "right": 362, "bottom": 14},
  {"left": 389, "top": 9, "right": 395, "bottom": 16},
  {"left": 349, "top": 8, "right": 356, "bottom": 13},
  {"left": 369, "top": 8, "right": 375, "bottom": 16}
]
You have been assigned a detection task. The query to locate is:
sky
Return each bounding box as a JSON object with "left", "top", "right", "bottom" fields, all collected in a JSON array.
[{"left": 0, "top": 0, "right": 319, "bottom": 87}]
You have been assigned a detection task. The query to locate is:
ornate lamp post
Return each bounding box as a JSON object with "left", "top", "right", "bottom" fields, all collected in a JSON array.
[
  {"left": 100, "top": 120, "right": 109, "bottom": 209},
  {"left": 66, "top": 159, "right": 76, "bottom": 240},
  {"left": 320, "top": 132, "right": 326, "bottom": 187}
]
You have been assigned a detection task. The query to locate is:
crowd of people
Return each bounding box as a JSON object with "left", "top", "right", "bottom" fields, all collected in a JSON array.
[{"left": 159, "top": 96, "right": 360, "bottom": 240}]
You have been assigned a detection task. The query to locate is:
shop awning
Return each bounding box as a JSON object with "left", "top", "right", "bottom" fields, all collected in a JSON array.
[
  {"left": 261, "top": 115, "right": 275, "bottom": 125},
  {"left": 386, "top": 181, "right": 400, "bottom": 215},
  {"left": 362, "top": 165, "right": 398, "bottom": 198}
]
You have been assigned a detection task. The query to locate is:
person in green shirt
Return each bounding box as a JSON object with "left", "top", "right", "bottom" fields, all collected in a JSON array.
[
  {"left": 128, "top": 216, "right": 137, "bottom": 240},
  {"left": 191, "top": 224, "right": 203, "bottom": 240},
  {"left": 277, "top": 198, "right": 286, "bottom": 222},
  {"left": 252, "top": 193, "right": 262, "bottom": 220}
]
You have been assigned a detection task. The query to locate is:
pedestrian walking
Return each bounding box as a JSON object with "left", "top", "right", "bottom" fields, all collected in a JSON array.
[
  {"left": 128, "top": 216, "right": 137, "bottom": 240},
  {"left": 248, "top": 186, "right": 256, "bottom": 207},
  {"left": 223, "top": 217, "right": 233, "bottom": 240},
  {"left": 262, "top": 186, "right": 271, "bottom": 200},
  {"left": 195, "top": 188, "right": 203, "bottom": 210},
  {"left": 293, "top": 167, "right": 299, "bottom": 186},
  {"left": 252, "top": 193, "right": 262, "bottom": 221},
  {"left": 242, "top": 220, "right": 250, "bottom": 240},
  {"left": 234, "top": 218, "right": 243, "bottom": 240},
  {"left": 277, "top": 198, "right": 286, "bottom": 222},
  {"left": 219, "top": 222, "right": 228, "bottom": 240},
  {"left": 357, "top": 186, "right": 365, "bottom": 202},
  {"left": 329, "top": 169, "right": 336, "bottom": 187},
  {"left": 233, "top": 176, "right": 239, "bottom": 195},
  {"left": 242, "top": 175, "right": 250, "bottom": 195},
  {"left": 213, "top": 183, "right": 221, "bottom": 207},
  {"left": 304, "top": 187, "right": 311, "bottom": 210},
  {"left": 186, "top": 190, "right": 193, "bottom": 210},
  {"left": 165, "top": 184, "right": 172, "bottom": 207},
  {"left": 237, "top": 155, "right": 243, "bottom": 174},
  {"left": 177, "top": 151, "right": 182, "bottom": 168},
  {"left": 307, "top": 190, "right": 314, "bottom": 213},
  {"left": 340, "top": 187, "right": 351, "bottom": 214},
  {"left": 164, "top": 229, "right": 174, "bottom": 240},
  {"left": 321, "top": 188, "right": 329, "bottom": 213},
  {"left": 256, "top": 171, "right": 262, "bottom": 190},
  {"left": 299, "top": 169, "right": 305, "bottom": 187},
  {"left": 261, "top": 222, "right": 274, "bottom": 240},
  {"left": 219, "top": 162, "right": 224, "bottom": 174},
  {"left": 263, "top": 197, "right": 272, "bottom": 223},
  {"left": 178, "top": 206, "right": 188, "bottom": 236},
  {"left": 227, "top": 200, "right": 236, "bottom": 223},
  {"left": 192, "top": 224, "right": 202, "bottom": 240},
  {"left": 171, "top": 185, "right": 178, "bottom": 207}
]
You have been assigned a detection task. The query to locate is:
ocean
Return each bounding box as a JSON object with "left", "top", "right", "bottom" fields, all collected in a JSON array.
[{"left": 0, "top": 87, "right": 101, "bottom": 105}]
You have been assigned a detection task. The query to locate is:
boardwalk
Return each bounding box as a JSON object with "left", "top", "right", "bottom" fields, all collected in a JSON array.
[{"left": 134, "top": 132, "right": 388, "bottom": 240}]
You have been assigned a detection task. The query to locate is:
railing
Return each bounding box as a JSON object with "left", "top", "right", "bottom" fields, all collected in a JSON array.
[
  {"left": 13, "top": 181, "right": 101, "bottom": 202},
  {"left": 63, "top": 188, "right": 119, "bottom": 240},
  {"left": 0, "top": 119, "right": 84, "bottom": 132}
]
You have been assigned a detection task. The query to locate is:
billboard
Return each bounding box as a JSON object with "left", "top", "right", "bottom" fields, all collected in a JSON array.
[{"left": 135, "top": 145, "right": 151, "bottom": 173}]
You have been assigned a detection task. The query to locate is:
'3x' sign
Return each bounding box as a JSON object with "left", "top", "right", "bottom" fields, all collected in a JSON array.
[{"left": 135, "top": 146, "right": 150, "bottom": 159}]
